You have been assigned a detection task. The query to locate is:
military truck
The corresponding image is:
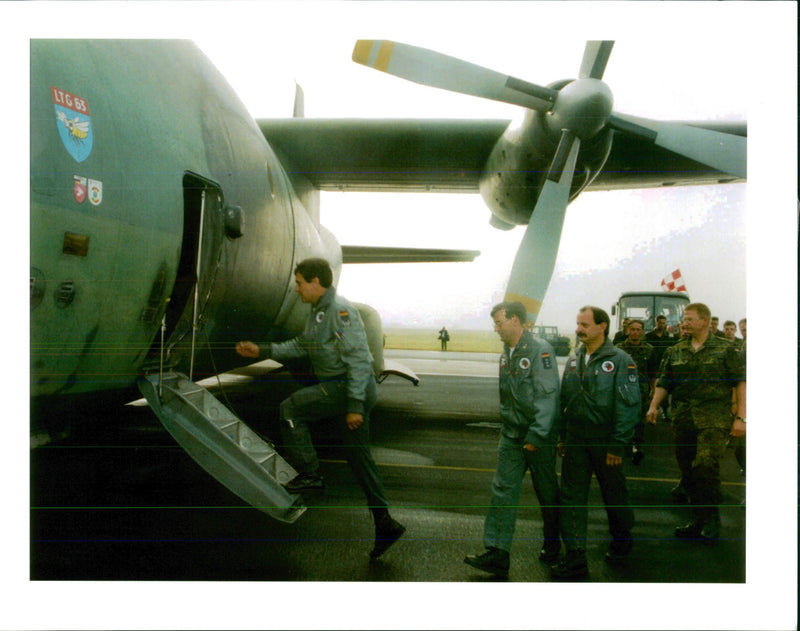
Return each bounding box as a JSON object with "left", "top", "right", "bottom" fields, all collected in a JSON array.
[
  {"left": 532, "top": 325, "right": 572, "bottom": 356},
  {"left": 611, "top": 291, "right": 690, "bottom": 334}
]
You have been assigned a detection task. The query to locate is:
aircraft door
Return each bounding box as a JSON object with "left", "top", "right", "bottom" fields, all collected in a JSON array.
[{"left": 154, "top": 173, "right": 225, "bottom": 375}]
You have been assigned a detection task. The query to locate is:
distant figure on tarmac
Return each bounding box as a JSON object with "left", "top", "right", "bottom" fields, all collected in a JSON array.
[
  {"left": 464, "top": 301, "right": 561, "bottom": 578},
  {"left": 438, "top": 326, "right": 450, "bottom": 351},
  {"left": 235, "top": 257, "right": 405, "bottom": 559}
]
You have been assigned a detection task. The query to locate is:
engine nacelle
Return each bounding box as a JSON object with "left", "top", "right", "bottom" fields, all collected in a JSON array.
[{"left": 479, "top": 80, "right": 614, "bottom": 228}]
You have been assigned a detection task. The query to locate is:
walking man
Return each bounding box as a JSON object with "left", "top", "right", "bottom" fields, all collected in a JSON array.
[
  {"left": 464, "top": 302, "right": 561, "bottom": 577},
  {"left": 616, "top": 319, "right": 658, "bottom": 464},
  {"left": 551, "top": 306, "right": 640, "bottom": 579},
  {"left": 236, "top": 258, "right": 405, "bottom": 558},
  {"left": 647, "top": 303, "right": 746, "bottom": 541}
]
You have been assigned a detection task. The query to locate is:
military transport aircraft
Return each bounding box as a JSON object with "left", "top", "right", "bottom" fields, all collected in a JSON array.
[{"left": 30, "top": 39, "right": 746, "bottom": 523}]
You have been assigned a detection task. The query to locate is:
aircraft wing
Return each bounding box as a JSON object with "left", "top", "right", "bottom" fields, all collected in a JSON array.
[
  {"left": 258, "top": 118, "right": 746, "bottom": 194},
  {"left": 259, "top": 118, "right": 507, "bottom": 193}
]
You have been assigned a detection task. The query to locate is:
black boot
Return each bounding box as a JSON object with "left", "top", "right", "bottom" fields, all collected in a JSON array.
[
  {"left": 700, "top": 508, "right": 721, "bottom": 541},
  {"left": 604, "top": 538, "right": 633, "bottom": 562},
  {"left": 538, "top": 542, "right": 561, "bottom": 565},
  {"left": 283, "top": 471, "right": 324, "bottom": 492},
  {"left": 550, "top": 549, "right": 589, "bottom": 580},
  {"left": 670, "top": 482, "right": 689, "bottom": 504},
  {"left": 464, "top": 547, "right": 510, "bottom": 577},
  {"left": 370, "top": 514, "right": 406, "bottom": 559},
  {"left": 675, "top": 507, "right": 706, "bottom": 539}
]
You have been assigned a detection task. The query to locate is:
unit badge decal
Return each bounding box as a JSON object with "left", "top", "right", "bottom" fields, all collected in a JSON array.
[
  {"left": 519, "top": 357, "right": 531, "bottom": 370},
  {"left": 73, "top": 175, "right": 87, "bottom": 204},
  {"left": 88, "top": 179, "right": 103, "bottom": 206},
  {"left": 601, "top": 360, "right": 616, "bottom": 373},
  {"left": 52, "top": 87, "right": 93, "bottom": 163},
  {"left": 315, "top": 311, "right": 325, "bottom": 323}
]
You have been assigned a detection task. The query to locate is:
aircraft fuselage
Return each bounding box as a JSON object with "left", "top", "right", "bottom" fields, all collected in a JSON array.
[{"left": 30, "top": 40, "right": 339, "bottom": 409}]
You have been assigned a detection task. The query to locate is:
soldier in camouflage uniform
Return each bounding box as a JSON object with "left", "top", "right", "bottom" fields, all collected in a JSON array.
[
  {"left": 647, "top": 303, "right": 746, "bottom": 541},
  {"left": 617, "top": 320, "right": 657, "bottom": 464},
  {"left": 723, "top": 320, "right": 744, "bottom": 349},
  {"left": 236, "top": 258, "right": 405, "bottom": 558}
]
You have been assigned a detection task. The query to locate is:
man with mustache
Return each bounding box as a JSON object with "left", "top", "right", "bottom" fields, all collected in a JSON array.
[{"left": 551, "top": 306, "right": 640, "bottom": 580}]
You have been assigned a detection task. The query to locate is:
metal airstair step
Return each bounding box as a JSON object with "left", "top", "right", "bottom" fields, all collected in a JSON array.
[{"left": 138, "top": 371, "right": 305, "bottom": 523}]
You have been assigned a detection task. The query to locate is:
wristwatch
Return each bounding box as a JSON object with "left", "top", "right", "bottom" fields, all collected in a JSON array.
[{"left": 735, "top": 416, "right": 746, "bottom": 423}]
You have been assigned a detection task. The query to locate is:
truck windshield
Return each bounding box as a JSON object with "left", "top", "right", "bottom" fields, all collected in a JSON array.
[{"left": 619, "top": 295, "right": 687, "bottom": 331}]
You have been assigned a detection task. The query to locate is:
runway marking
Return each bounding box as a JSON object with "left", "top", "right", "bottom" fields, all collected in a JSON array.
[{"left": 320, "top": 458, "right": 746, "bottom": 487}]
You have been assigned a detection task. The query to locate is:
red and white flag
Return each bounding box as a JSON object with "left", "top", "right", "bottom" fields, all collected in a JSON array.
[{"left": 661, "top": 269, "right": 687, "bottom": 293}]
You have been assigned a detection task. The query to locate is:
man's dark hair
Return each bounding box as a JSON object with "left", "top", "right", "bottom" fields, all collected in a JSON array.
[
  {"left": 295, "top": 258, "right": 333, "bottom": 288},
  {"left": 627, "top": 319, "right": 645, "bottom": 330},
  {"left": 724, "top": 320, "right": 736, "bottom": 327},
  {"left": 491, "top": 301, "right": 527, "bottom": 325},
  {"left": 656, "top": 314, "right": 667, "bottom": 322},
  {"left": 579, "top": 305, "right": 611, "bottom": 338}
]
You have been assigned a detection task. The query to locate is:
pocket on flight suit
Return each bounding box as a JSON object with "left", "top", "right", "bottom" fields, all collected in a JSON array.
[{"left": 617, "top": 382, "right": 640, "bottom": 407}]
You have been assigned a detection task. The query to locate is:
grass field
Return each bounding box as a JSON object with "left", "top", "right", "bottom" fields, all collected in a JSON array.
[
  {"left": 383, "top": 327, "right": 577, "bottom": 355},
  {"left": 383, "top": 328, "right": 503, "bottom": 353}
]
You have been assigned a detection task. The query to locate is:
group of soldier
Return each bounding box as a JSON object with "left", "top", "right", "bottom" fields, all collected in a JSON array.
[
  {"left": 465, "top": 302, "right": 746, "bottom": 579},
  {"left": 235, "top": 257, "right": 746, "bottom": 580}
]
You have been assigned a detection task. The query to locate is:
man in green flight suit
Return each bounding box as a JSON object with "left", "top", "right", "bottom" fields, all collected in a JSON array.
[
  {"left": 647, "top": 303, "right": 746, "bottom": 542},
  {"left": 236, "top": 258, "right": 405, "bottom": 558},
  {"left": 464, "top": 302, "right": 561, "bottom": 578},
  {"left": 551, "top": 306, "right": 640, "bottom": 580}
]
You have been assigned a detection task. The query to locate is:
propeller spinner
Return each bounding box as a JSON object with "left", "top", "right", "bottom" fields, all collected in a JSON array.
[{"left": 352, "top": 40, "right": 746, "bottom": 323}]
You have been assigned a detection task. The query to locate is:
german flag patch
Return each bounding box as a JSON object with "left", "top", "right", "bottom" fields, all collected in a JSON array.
[
  {"left": 541, "top": 352, "right": 552, "bottom": 370},
  {"left": 339, "top": 310, "right": 351, "bottom": 326}
]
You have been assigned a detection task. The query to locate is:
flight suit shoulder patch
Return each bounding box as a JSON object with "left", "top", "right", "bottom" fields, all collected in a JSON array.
[
  {"left": 541, "top": 352, "right": 552, "bottom": 370},
  {"left": 338, "top": 309, "right": 351, "bottom": 326},
  {"left": 601, "top": 360, "right": 616, "bottom": 373}
]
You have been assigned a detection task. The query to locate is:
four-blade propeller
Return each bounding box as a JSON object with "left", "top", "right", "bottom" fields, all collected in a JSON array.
[{"left": 352, "top": 39, "right": 746, "bottom": 324}]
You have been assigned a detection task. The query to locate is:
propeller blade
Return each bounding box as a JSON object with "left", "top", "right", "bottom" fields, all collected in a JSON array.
[
  {"left": 609, "top": 112, "right": 746, "bottom": 179},
  {"left": 579, "top": 41, "right": 615, "bottom": 79},
  {"left": 504, "top": 131, "right": 581, "bottom": 323},
  {"left": 352, "top": 39, "right": 558, "bottom": 111}
]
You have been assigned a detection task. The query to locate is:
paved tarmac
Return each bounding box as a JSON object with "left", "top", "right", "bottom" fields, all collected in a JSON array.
[{"left": 31, "top": 350, "right": 747, "bottom": 586}]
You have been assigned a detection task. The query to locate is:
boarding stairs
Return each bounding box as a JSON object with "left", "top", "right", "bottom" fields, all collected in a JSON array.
[{"left": 138, "top": 371, "right": 306, "bottom": 524}]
